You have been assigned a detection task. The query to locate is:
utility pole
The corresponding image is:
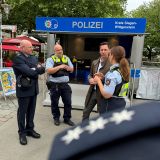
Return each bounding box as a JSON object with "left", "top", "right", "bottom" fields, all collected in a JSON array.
[{"left": 0, "top": 0, "right": 11, "bottom": 68}]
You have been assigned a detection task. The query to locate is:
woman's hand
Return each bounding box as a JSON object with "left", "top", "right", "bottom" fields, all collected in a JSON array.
[
  {"left": 89, "top": 78, "right": 96, "bottom": 85},
  {"left": 94, "top": 72, "right": 104, "bottom": 80},
  {"left": 93, "top": 75, "right": 101, "bottom": 83}
]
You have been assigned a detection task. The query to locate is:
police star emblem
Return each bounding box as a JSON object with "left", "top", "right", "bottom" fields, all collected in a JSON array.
[
  {"left": 110, "top": 110, "right": 135, "bottom": 124},
  {"left": 105, "top": 79, "right": 111, "bottom": 85},
  {"left": 61, "top": 126, "right": 84, "bottom": 145},
  {"left": 45, "top": 20, "right": 52, "bottom": 28}
]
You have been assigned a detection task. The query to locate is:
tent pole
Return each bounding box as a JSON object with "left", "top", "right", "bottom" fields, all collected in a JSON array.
[{"left": 0, "top": 14, "right": 2, "bottom": 68}]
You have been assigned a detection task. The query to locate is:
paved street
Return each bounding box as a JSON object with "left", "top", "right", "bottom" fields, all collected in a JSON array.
[
  {"left": 0, "top": 79, "right": 155, "bottom": 160},
  {"left": 0, "top": 79, "right": 96, "bottom": 160},
  {"left": 0, "top": 95, "right": 17, "bottom": 126}
]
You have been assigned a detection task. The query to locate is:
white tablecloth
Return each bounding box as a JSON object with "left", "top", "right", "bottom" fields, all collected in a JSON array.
[{"left": 136, "top": 68, "right": 160, "bottom": 100}]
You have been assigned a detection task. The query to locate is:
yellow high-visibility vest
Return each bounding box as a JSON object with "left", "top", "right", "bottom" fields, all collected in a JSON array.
[
  {"left": 51, "top": 55, "right": 68, "bottom": 64},
  {"left": 111, "top": 67, "right": 129, "bottom": 97},
  {"left": 118, "top": 82, "right": 129, "bottom": 97}
]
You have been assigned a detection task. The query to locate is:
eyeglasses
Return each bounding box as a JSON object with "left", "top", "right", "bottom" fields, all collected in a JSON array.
[
  {"left": 26, "top": 46, "right": 33, "bottom": 49},
  {"left": 55, "top": 49, "right": 63, "bottom": 52}
]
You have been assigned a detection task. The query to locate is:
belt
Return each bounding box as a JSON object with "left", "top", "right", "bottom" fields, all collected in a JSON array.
[
  {"left": 112, "top": 96, "right": 126, "bottom": 99},
  {"left": 50, "top": 82, "right": 68, "bottom": 85}
]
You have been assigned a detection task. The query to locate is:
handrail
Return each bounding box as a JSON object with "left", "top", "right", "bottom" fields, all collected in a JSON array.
[{"left": 129, "top": 62, "right": 136, "bottom": 107}]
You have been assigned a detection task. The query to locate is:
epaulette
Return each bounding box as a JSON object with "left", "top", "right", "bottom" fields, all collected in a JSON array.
[
  {"left": 17, "top": 53, "right": 21, "bottom": 56},
  {"left": 110, "top": 67, "right": 119, "bottom": 72},
  {"left": 111, "top": 67, "right": 126, "bottom": 80},
  {"left": 49, "top": 102, "right": 160, "bottom": 160},
  {"left": 49, "top": 53, "right": 54, "bottom": 57},
  {"left": 63, "top": 55, "right": 68, "bottom": 58}
]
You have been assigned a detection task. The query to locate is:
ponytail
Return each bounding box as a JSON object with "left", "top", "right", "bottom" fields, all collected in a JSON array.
[
  {"left": 119, "top": 58, "right": 130, "bottom": 82},
  {"left": 110, "top": 45, "right": 130, "bottom": 81}
]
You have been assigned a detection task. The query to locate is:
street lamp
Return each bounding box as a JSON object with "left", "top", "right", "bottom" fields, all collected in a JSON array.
[{"left": 0, "top": 0, "right": 11, "bottom": 68}]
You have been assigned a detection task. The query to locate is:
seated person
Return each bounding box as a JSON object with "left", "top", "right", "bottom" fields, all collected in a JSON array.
[{"left": 4, "top": 58, "right": 13, "bottom": 67}]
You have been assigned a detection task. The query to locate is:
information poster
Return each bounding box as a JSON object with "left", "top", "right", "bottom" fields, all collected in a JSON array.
[
  {"left": 0, "top": 79, "right": 3, "bottom": 94},
  {"left": 0, "top": 68, "right": 16, "bottom": 96}
]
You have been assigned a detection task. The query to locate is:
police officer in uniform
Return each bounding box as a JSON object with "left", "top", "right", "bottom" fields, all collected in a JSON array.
[
  {"left": 82, "top": 42, "right": 110, "bottom": 122},
  {"left": 46, "top": 43, "right": 75, "bottom": 126},
  {"left": 13, "top": 40, "right": 45, "bottom": 145},
  {"left": 94, "top": 45, "right": 130, "bottom": 113},
  {"left": 49, "top": 101, "right": 160, "bottom": 160}
]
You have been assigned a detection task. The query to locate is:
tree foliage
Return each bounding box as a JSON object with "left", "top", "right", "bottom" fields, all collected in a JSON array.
[
  {"left": 4, "top": 0, "right": 127, "bottom": 33},
  {"left": 131, "top": 0, "right": 160, "bottom": 49}
]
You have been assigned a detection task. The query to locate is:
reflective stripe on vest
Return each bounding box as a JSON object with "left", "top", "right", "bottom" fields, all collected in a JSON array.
[
  {"left": 51, "top": 55, "right": 68, "bottom": 63},
  {"left": 111, "top": 67, "right": 129, "bottom": 97},
  {"left": 118, "top": 82, "right": 129, "bottom": 97}
]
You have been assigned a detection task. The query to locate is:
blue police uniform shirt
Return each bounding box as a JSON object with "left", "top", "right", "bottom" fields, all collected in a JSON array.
[
  {"left": 104, "top": 63, "right": 122, "bottom": 95},
  {"left": 45, "top": 55, "right": 73, "bottom": 83}
]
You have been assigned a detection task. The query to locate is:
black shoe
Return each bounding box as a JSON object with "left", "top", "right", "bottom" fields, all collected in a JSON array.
[
  {"left": 64, "top": 120, "right": 75, "bottom": 126},
  {"left": 19, "top": 135, "right": 27, "bottom": 145},
  {"left": 54, "top": 119, "right": 60, "bottom": 126},
  {"left": 27, "top": 130, "right": 41, "bottom": 138}
]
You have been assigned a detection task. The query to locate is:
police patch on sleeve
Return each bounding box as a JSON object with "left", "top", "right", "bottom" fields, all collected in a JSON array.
[{"left": 105, "top": 79, "right": 111, "bottom": 85}]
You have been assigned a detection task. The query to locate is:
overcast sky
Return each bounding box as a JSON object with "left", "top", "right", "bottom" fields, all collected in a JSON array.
[{"left": 126, "top": 0, "right": 153, "bottom": 12}]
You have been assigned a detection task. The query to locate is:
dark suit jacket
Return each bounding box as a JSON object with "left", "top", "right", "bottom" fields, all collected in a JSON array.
[
  {"left": 84, "top": 58, "right": 110, "bottom": 108},
  {"left": 13, "top": 52, "right": 44, "bottom": 98}
]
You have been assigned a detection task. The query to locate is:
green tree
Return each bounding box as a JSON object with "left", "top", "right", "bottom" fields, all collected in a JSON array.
[
  {"left": 4, "top": 0, "right": 45, "bottom": 33},
  {"left": 4, "top": 0, "right": 127, "bottom": 33},
  {"left": 131, "top": 0, "right": 160, "bottom": 50}
]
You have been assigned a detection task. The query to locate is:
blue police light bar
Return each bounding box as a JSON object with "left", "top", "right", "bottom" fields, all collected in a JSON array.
[{"left": 36, "top": 17, "right": 146, "bottom": 34}]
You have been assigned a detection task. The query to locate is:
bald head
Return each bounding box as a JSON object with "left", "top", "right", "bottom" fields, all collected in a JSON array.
[
  {"left": 20, "top": 40, "right": 33, "bottom": 55},
  {"left": 54, "top": 44, "right": 63, "bottom": 58}
]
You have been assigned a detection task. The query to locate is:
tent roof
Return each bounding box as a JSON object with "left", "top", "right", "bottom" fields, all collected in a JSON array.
[
  {"left": 2, "top": 36, "right": 41, "bottom": 46},
  {"left": 1, "top": 45, "right": 20, "bottom": 51},
  {"left": 28, "top": 33, "right": 47, "bottom": 43}
]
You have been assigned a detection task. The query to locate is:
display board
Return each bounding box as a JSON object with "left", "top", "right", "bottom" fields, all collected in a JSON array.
[
  {"left": 0, "top": 68, "right": 16, "bottom": 96},
  {"left": 0, "top": 79, "right": 3, "bottom": 93},
  {"left": 36, "top": 17, "right": 146, "bottom": 34}
]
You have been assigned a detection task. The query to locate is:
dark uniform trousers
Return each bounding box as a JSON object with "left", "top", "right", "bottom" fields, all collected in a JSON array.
[
  {"left": 17, "top": 96, "right": 37, "bottom": 135},
  {"left": 50, "top": 82, "right": 72, "bottom": 121},
  {"left": 99, "top": 97, "right": 126, "bottom": 114}
]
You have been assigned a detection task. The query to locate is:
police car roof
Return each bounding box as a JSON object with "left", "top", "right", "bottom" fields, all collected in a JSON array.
[{"left": 49, "top": 101, "right": 160, "bottom": 160}]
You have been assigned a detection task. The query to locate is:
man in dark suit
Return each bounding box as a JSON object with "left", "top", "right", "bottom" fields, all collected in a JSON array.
[
  {"left": 13, "top": 40, "right": 45, "bottom": 145},
  {"left": 82, "top": 42, "right": 110, "bottom": 121},
  {"left": 49, "top": 101, "right": 160, "bottom": 160}
]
